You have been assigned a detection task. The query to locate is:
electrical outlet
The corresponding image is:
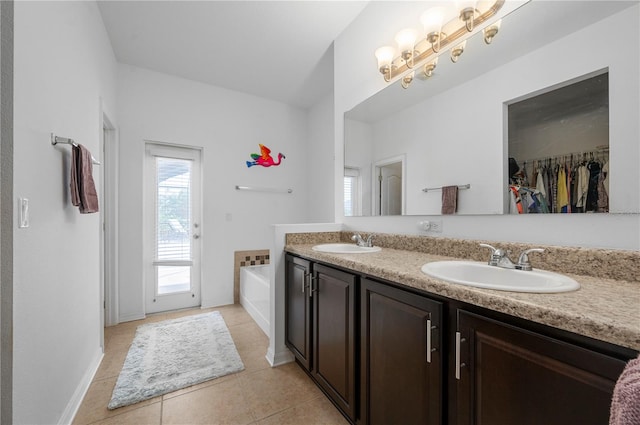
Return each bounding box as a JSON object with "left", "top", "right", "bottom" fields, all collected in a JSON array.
[
  {"left": 429, "top": 220, "right": 443, "bottom": 233},
  {"left": 418, "top": 220, "right": 443, "bottom": 233}
]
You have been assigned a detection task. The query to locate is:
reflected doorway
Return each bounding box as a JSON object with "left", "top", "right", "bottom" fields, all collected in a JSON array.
[{"left": 373, "top": 155, "right": 405, "bottom": 216}]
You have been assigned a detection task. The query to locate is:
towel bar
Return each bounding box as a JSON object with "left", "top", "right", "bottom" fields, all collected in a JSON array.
[
  {"left": 51, "top": 133, "right": 100, "bottom": 165},
  {"left": 235, "top": 185, "right": 292, "bottom": 194},
  {"left": 422, "top": 184, "right": 470, "bottom": 193}
]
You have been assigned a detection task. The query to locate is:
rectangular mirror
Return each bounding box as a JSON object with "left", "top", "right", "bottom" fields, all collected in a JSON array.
[{"left": 344, "top": 1, "right": 639, "bottom": 216}]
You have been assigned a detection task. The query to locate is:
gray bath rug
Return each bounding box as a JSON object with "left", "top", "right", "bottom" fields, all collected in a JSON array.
[{"left": 108, "top": 311, "right": 244, "bottom": 410}]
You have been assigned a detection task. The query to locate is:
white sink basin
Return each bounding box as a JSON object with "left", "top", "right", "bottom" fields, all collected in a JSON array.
[
  {"left": 421, "top": 261, "right": 580, "bottom": 293},
  {"left": 312, "top": 243, "right": 381, "bottom": 254}
]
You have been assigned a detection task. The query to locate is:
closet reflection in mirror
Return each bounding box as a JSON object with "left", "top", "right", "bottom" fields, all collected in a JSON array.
[
  {"left": 507, "top": 71, "right": 609, "bottom": 214},
  {"left": 343, "top": 0, "right": 639, "bottom": 217}
]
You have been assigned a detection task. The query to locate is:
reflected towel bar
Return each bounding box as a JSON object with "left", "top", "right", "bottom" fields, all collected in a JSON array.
[
  {"left": 51, "top": 133, "right": 101, "bottom": 165},
  {"left": 235, "top": 185, "right": 293, "bottom": 194},
  {"left": 422, "top": 184, "right": 470, "bottom": 193}
]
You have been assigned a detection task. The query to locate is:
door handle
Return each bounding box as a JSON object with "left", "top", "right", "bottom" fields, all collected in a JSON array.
[
  {"left": 455, "top": 331, "right": 466, "bottom": 380},
  {"left": 309, "top": 275, "right": 318, "bottom": 298},
  {"left": 302, "top": 272, "right": 309, "bottom": 293},
  {"left": 426, "top": 319, "right": 437, "bottom": 363}
]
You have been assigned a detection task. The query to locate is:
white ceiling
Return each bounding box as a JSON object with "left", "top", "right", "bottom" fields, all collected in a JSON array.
[{"left": 97, "top": 1, "right": 369, "bottom": 109}]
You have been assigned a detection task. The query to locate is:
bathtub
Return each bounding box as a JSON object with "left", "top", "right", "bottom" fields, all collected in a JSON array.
[{"left": 240, "top": 265, "right": 270, "bottom": 337}]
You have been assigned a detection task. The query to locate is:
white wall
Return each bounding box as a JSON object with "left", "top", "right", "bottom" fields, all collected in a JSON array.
[
  {"left": 344, "top": 118, "right": 373, "bottom": 216},
  {"left": 13, "top": 1, "right": 117, "bottom": 423},
  {"left": 334, "top": 3, "right": 640, "bottom": 250},
  {"left": 306, "top": 92, "right": 335, "bottom": 223},
  {"left": 117, "top": 65, "right": 311, "bottom": 321}
]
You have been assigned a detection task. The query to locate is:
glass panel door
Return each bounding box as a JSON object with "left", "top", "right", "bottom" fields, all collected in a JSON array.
[{"left": 145, "top": 143, "right": 201, "bottom": 313}]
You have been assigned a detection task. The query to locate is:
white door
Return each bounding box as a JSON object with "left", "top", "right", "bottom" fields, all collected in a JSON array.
[
  {"left": 144, "top": 143, "right": 202, "bottom": 314},
  {"left": 374, "top": 161, "right": 403, "bottom": 216}
]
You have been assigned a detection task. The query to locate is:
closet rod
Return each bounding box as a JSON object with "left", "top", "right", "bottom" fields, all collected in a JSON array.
[
  {"left": 235, "top": 185, "right": 293, "bottom": 194},
  {"left": 422, "top": 184, "right": 470, "bottom": 193},
  {"left": 523, "top": 148, "right": 608, "bottom": 165},
  {"left": 51, "top": 133, "right": 100, "bottom": 165}
]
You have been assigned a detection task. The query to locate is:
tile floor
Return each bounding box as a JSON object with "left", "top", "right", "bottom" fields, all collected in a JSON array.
[{"left": 73, "top": 304, "right": 348, "bottom": 425}]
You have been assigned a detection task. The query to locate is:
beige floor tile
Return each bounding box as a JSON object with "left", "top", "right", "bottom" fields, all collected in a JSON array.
[
  {"left": 236, "top": 346, "right": 271, "bottom": 375},
  {"left": 89, "top": 402, "right": 162, "bottom": 425},
  {"left": 76, "top": 305, "right": 340, "bottom": 425},
  {"left": 229, "top": 323, "right": 268, "bottom": 352},
  {"left": 162, "top": 378, "right": 255, "bottom": 425},
  {"left": 239, "top": 362, "right": 322, "bottom": 420},
  {"left": 257, "top": 395, "right": 349, "bottom": 425},
  {"left": 93, "top": 348, "right": 128, "bottom": 381},
  {"left": 72, "top": 377, "right": 161, "bottom": 425},
  {"left": 216, "top": 304, "right": 254, "bottom": 326},
  {"left": 162, "top": 373, "right": 240, "bottom": 400}
]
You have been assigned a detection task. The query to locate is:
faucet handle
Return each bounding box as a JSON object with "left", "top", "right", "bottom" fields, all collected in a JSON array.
[
  {"left": 479, "top": 243, "right": 497, "bottom": 253},
  {"left": 516, "top": 248, "right": 545, "bottom": 271},
  {"left": 479, "top": 243, "right": 500, "bottom": 266},
  {"left": 365, "top": 233, "right": 375, "bottom": 247}
]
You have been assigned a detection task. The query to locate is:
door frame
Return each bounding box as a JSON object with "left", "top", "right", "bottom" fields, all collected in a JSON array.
[
  {"left": 100, "top": 100, "right": 119, "bottom": 330},
  {"left": 143, "top": 140, "right": 203, "bottom": 314},
  {"left": 371, "top": 154, "right": 406, "bottom": 215}
]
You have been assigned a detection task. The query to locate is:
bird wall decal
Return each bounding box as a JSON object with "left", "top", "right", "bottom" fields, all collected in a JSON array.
[{"left": 246, "top": 144, "right": 286, "bottom": 168}]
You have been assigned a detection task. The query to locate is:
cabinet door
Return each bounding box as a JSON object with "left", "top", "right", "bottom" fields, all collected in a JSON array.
[
  {"left": 312, "top": 264, "right": 357, "bottom": 422},
  {"left": 454, "top": 310, "right": 627, "bottom": 425},
  {"left": 361, "top": 278, "right": 443, "bottom": 425},
  {"left": 285, "top": 255, "right": 312, "bottom": 371}
]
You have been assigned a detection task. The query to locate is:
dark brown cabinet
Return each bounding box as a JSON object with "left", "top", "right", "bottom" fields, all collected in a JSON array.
[
  {"left": 285, "top": 255, "right": 312, "bottom": 370},
  {"left": 284, "top": 254, "right": 636, "bottom": 425},
  {"left": 453, "top": 310, "right": 628, "bottom": 425},
  {"left": 312, "top": 264, "right": 357, "bottom": 422},
  {"left": 360, "top": 278, "right": 443, "bottom": 425},
  {"left": 284, "top": 255, "right": 357, "bottom": 423}
]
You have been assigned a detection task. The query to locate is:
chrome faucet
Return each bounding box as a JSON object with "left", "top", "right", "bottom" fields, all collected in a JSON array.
[
  {"left": 516, "top": 248, "right": 545, "bottom": 271},
  {"left": 352, "top": 233, "right": 375, "bottom": 247},
  {"left": 480, "top": 244, "right": 545, "bottom": 271}
]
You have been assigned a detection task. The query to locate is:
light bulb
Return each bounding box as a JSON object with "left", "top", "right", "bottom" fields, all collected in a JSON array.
[
  {"left": 395, "top": 28, "right": 418, "bottom": 65},
  {"left": 420, "top": 7, "right": 446, "bottom": 35}
]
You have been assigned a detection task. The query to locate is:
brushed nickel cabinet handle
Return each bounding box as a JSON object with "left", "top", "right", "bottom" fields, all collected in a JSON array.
[
  {"left": 455, "top": 331, "right": 466, "bottom": 379},
  {"left": 426, "top": 319, "right": 436, "bottom": 363}
]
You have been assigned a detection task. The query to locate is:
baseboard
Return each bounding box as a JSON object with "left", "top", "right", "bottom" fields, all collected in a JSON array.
[
  {"left": 266, "top": 346, "right": 294, "bottom": 367},
  {"left": 118, "top": 312, "right": 145, "bottom": 323},
  {"left": 58, "top": 348, "right": 104, "bottom": 425}
]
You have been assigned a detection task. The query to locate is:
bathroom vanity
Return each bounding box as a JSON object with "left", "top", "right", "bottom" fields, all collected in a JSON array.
[{"left": 284, "top": 233, "right": 639, "bottom": 425}]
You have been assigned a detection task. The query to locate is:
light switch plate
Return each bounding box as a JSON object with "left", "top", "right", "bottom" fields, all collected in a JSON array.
[{"left": 19, "top": 198, "right": 29, "bottom": 228}]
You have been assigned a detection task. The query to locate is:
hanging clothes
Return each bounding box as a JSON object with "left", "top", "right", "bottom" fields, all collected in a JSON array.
[
  {"left": 509, "top": 186, "right": 523, "bottom": 214},
  {"left": 586, "top": 160, "right": 601, "bottom": 212},
  {"left": 556, "top": 166, "right": 569, "bottom": 213},
  {"left": 602, "top": 161, "right": 610, "bottom": 197},
  {"left": 575, "top": 164, "right": 589, "bottom": 211},
  {"left": 597, "top": 164, "right": 609, "bottom": 212}
]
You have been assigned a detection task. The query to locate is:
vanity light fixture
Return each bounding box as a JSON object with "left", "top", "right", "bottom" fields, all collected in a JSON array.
[
  {"left": 450, "top": 40, "right": 466, "bottom": 63},
  {"left": 395, "top": 28, "right": 418, "bottom": 68},
  {"left": 423, "top": 57, "right": 438, "bottom": 78},
  {"left": 401, "top": 71, "right": 415, "bottom": 89},
  {"left": 483, "top": 19, "right": 501, "bottom": 44},
  {"left": 421, "top": 6, "right": 447, "bottom": 53},
  {"left": 374, "top": 0, "right": 522, "bottom": 89},
  {"left": 456, "top": 0, "right": 478, "bottom": 32},
  {"left": 375, "top": 46, "right": 396, "bottom": 82}
]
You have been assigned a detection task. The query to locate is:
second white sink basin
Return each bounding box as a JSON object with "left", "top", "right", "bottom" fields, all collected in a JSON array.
[
  {"left": 312, "top": 243, "right": 381, "bottom": 254},
  {"left": 421, "top": 261, "right": 580, "bottom": 293}
]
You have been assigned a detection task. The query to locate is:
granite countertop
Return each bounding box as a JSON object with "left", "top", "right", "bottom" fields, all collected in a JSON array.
[{"left": 285, "top": 243, "right": 640, "bottom": 351}]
